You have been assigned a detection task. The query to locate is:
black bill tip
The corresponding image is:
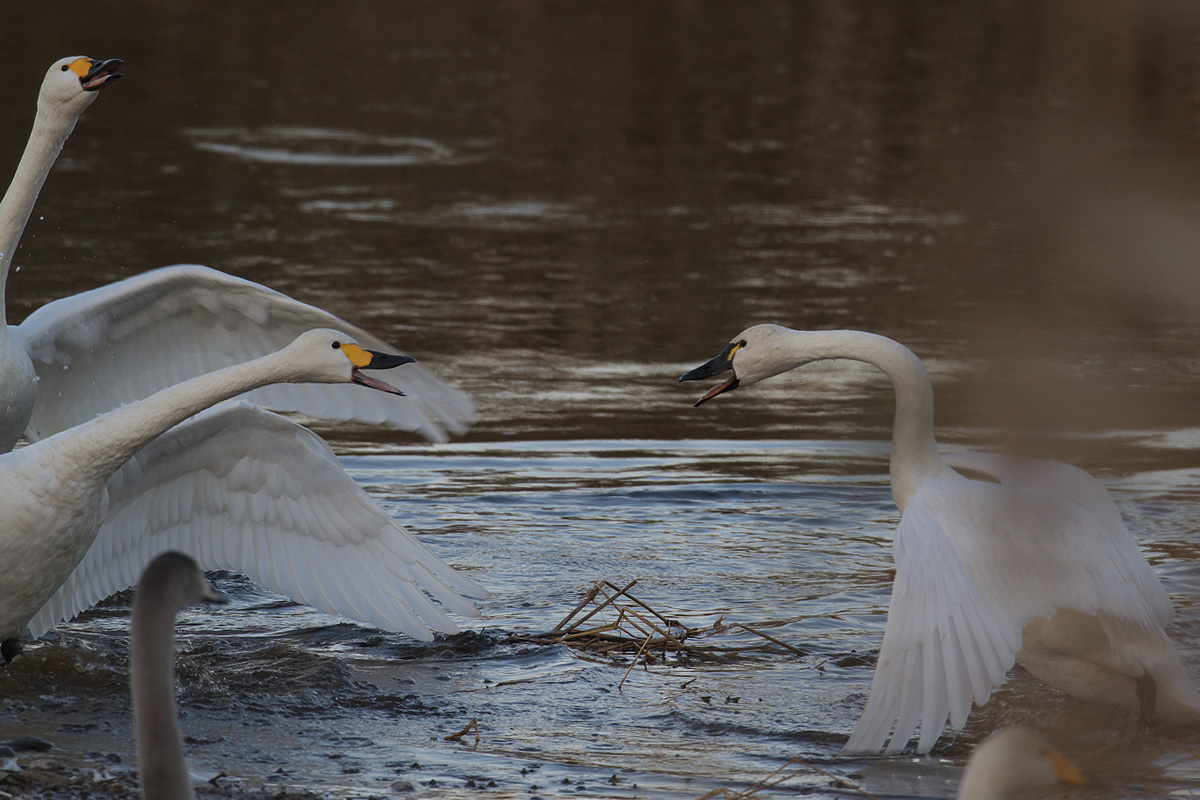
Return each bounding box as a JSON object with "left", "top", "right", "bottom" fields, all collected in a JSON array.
[{"left": 364, "top": 350, "right": 417, "bottom": 370}]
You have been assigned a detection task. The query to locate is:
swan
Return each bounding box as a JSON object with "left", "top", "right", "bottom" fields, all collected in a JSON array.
[
  {"left": 1, "top": 56, "right": 474, "bottom": 449},
  {"left": 0, "top": 329, "right": 483, "bottom": 661},
  {"left": 0, "top": 56, "right": 122, "bottom": 451},
  {"left": 680, "top": 324, "right": 1200, "bottom": 754},
  {"left": 131, "top": 551, "right": 226, "bottom": 800},
  {"left": 957, "top": 728, "right": 1088, "bottom": 800},
  {"left": 0, "top": 59, "right": 480, "bottom": 650}
]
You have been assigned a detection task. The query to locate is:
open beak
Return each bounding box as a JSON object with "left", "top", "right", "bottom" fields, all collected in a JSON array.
[
  {"left": 344, "top": 344, "right": 416, "bottom": 396},
  {"left": 679, "top": 341, "right": 741, "bottom": 407},
  {"left": 80, "top": 58, "right": 123, "bottom": 91}
]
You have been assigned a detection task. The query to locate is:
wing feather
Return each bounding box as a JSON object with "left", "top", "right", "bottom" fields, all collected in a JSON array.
[
  {"left": 28, "top": 402, "right": 485, "bottom": 640},
  {"left": 15, "top": 264, "right": 475, "bottom": 443},
  {"left": 842, "top": 475, "right": 1172, "bottom": 755}
]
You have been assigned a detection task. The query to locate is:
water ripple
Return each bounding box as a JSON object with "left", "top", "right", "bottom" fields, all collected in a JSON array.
[{"left": 186, "top": 126, "right": 452, "bottom": 166}]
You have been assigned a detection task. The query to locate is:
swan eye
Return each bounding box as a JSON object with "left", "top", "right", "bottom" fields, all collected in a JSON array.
[
  {"left": 331, "top": 341, "right": 341, "bottom": 349},
  {"left": 60, "top": 64, "right": 70, "bottom": 72}
]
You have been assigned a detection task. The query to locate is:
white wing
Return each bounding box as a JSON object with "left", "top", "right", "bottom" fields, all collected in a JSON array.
[
  {"left": 15, "top": 264, "right": 475, "bottom": 443},
  {"left": 842, "top": 476, "right": 1171, "bottom": 755},
  {"left": 28, "top": 402, "right": 486, "bottom": 641}
]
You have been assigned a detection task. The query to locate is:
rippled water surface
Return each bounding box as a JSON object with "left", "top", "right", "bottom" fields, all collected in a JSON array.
[{"left": 5, "top": 2, "right": 1200, "bottom": 798}]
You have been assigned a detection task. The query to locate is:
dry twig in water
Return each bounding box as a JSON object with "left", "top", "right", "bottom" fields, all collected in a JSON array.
[
  {"left": 510, "top": 579, "right": 808, "bottom": 672},
  {"left": 444, "top": 718, "right": 480, "bottom": 747}
]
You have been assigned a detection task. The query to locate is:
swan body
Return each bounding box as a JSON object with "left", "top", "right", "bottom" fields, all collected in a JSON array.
[
  {"left": 957, "top": 728, "right": 1087, "bottom": 800},
  {"left": 0, "top": 329, "right": 482, "bottom": 649},
  {"left": 131, "top": 551, "right": 225, "bottom": 800},
  {"left": 0, "top": 58, "right": 474, "bottom": 447},
  {"left": 681, "top": 324, "right": 1200, "bottom": 754}
]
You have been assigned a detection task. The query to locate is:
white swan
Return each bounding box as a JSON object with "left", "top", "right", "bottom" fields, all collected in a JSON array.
[
  {"left": 0, "top": 59, "right": 480, "bottom": 649},
  {"left": 0, "top": 56, "right": 122, "bottom": 451},
  {"left": 681, "top": 324, "right": 1200, "bottom": 754},
  {"left": 0, "top": 329, "right": 483, "bottom": 661},
  {"left": 957, "top": 728, "right": 1087, "bottom": 800},
  {"left": 0, "top": 57, "right": 474, "bottom": 449},
  {"left": 131, "top": 551, "right": 226, "bottom": 800}
]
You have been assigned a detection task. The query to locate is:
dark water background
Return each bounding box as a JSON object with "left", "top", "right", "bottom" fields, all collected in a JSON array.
[{"left": 3, "top": 2, "right": 1200, "bottom": 797}]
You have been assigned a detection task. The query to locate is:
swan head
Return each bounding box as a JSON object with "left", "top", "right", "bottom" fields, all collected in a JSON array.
[
  {"left": 958, "top": 728, "right": 1088, "bottom": 800},
  {"left": 136, "top": 552, "right": 227, "bottom": 615},
  {"left": 282, "top": 329, "right": 417, "bottom": 395},
  {"left": 679, "top": 323, "right": 804, "bottom": 406},
  {"left": 39, "top": 56, "right": 123, "bottom": 117}
]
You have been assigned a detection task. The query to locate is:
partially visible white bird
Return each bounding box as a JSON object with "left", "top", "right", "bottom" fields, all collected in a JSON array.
[
  {"left": 0, "top": 56, "right": 474, "bottom": 450},
  {"left": 0, "top": 329, "right": 484, "bottom": 662},
  {"left": 0, "top": 58, "right": 479, "bottom": 652},
  {"left": 130, "top": 551, "right": 226, "bottom": 800},
  {"left": 681, "top": 324, "right": 1200, "bottom": 754},
  {"left": 958, "top": 728, "right": 1088, "bottom": 800}
]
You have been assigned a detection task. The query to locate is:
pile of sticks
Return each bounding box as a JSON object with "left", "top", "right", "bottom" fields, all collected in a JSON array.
[{"left": 510, "top": 579, "right": 805, "bottom": 683}]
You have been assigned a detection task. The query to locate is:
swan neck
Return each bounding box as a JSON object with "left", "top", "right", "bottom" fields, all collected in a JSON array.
[
  {"left": 798, "top": 331, "right": 948, "bottom": 511},
  {"left": 63, "top": 352, "right": 295, "bottom": 482},
  {"left": 131, "top": 594, "right": 195, "bottom": 800},
  {"left": 0, "top": 105, "right": 79, "bottom": 314}
]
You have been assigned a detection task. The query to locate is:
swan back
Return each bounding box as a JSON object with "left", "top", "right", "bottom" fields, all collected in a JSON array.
[{"left": 958, "top": 728, "right": 1087, "bottom": 800}]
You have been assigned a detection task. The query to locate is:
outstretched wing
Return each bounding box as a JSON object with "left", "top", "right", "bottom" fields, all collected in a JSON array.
[
  {"left": 15, "top": 264, "right": 475, "bottom": 443},
  {"left": 842, "top": 476, "right": 1169, "bottom": 755},
  {"left": 28, "top": 402, "right": 485, "bottom": 641}
]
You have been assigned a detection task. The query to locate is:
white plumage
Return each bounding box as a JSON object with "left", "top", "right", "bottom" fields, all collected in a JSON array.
[
  {"left": 681, "top": 324, "right": 1200, "bottom": 754},
  {"left": 17, "top": 265, "right": 475, "bottom": 444},
  {"left": 0, "top": 330, "right": 484, "bottom": 655},
  {"left": 0, "top": 58, "right": 480, "bottom": 645},
  {"left": 957, "top": 728, "right": 1088, "bottom": 800}
]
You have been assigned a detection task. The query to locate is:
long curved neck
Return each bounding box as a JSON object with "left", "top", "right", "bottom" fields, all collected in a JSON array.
[
  {"left": 54, "top": 349, "right": 304, "bottom": 483},
  {"left": 788, "top": 330, "right": 951, "bottom": 511},
  {"left": 0, "top": 102, "right": 82, "bottom": 315},
  {"left": 131, "top": 595, "right": 195, "bottom": 800}
]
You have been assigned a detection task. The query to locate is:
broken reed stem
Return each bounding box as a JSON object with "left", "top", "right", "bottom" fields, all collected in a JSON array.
[
  {"left": 561, "top": 621, "right": 623, "bottom": 641},
  {"left": 602, "top": 579, "right": 675, "bottom": 629},
  {"left": 734, "top": 624, "right": 806, "bottom": 656},
  {"left": 558, "top": 579, "right": 638, "bottom": 635},
  {"left": 618, "top": 628, "right": 657, "bottom": 690},
  {"left": 444, "top": 717, "right": 480, "bottom": 746},
  {"left": 550, "top": 583, "right": 601, "bottom": 633}
]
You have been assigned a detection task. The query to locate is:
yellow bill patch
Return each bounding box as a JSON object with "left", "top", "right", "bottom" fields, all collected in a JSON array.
[
  {"left": 69, "top": 58, "right": 93, "bottom": 79},
  {"left": 1050, "top": 752, "right": 1088, "bottom": 785},
  {"left": 340, "top": 342, "right": 373, "bottom": 368}
]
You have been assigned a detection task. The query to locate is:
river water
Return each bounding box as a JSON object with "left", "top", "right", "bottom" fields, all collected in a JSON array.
[{"left": 3, "top": 2, "right": 1200, "bottom": 798}]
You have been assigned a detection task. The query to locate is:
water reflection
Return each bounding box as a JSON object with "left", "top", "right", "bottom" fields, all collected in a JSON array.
[{"left": 188, "top": 127, "right": 453, "bottom": 167}]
